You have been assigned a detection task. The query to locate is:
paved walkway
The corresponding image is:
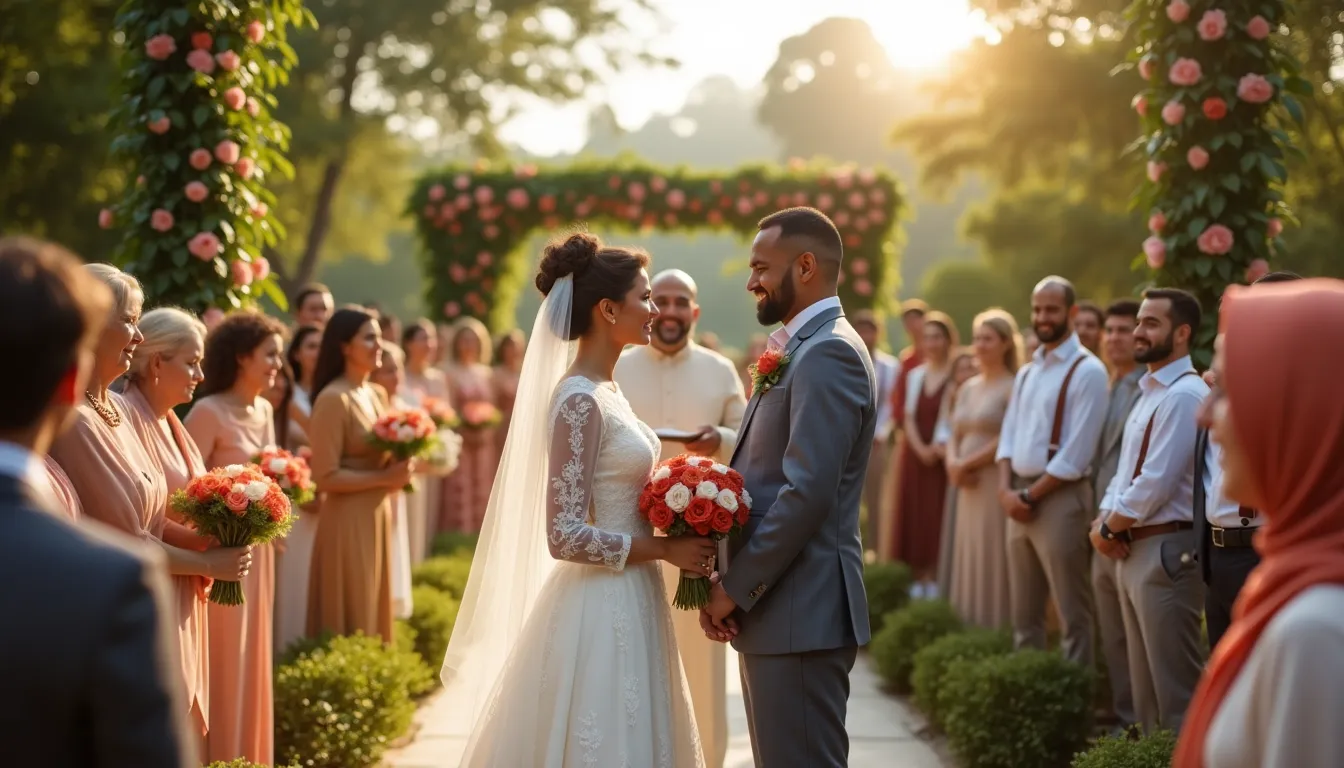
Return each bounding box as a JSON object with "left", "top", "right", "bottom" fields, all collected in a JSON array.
[{"left": 385, "top": 652, "right": 946, "bottom": 767}]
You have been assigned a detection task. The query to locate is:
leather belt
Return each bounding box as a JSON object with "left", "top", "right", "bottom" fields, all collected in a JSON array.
[
  {"left": 1211, "top": 525, "right": 1258, "bottom": 548},
  {"left": 1128, "top": 521, "right": 1193, "bottom": 542}
]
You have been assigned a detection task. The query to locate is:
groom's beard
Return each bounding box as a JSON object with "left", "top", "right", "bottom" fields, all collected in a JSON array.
[{"left": 755, "top": 271, "right": 796, "bottom": 326}]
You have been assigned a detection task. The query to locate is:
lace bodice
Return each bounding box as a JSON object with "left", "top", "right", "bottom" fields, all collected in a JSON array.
[{"left": 546, "top": 376, "right": 661, "bottom": 571}]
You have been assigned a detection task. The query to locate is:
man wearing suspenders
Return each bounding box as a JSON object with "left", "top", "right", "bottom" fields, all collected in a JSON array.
[{"left": 1092, "top": 288, "right": 1208, "bottom": 733}]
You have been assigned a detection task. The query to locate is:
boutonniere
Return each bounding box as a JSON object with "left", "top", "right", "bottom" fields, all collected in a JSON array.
[{"left": 748, "top": 347, "right": 791, "bottom": 396}]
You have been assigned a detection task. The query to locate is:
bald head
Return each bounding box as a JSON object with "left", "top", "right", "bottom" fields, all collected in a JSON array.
[
  {"left": 651, "top": 269, "right": 698, "bottom": 299},
  {"left": 1033, "top": 275, "right": 1076, "bottom": 308}
]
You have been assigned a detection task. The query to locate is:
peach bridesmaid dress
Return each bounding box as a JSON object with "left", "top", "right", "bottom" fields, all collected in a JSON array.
[
  {"left": 402, "top": 367, "right": 448, "bottom": 563},
  {"left": 307, "top": 378, "right": 395, "bottom": 643},
  {"left": 123, "top": 384, "right": 212, "bottom": 742},
  {"left": 443, "top": 363, "right": 497, "bottom": 532},
  {"left": 184, "top": 394, "right": 276, "bottom": 765}
]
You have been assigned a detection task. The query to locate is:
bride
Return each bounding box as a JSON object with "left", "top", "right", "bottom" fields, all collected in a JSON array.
[{"left": 441, "top": 233, "right": 714, "bottom": 767}]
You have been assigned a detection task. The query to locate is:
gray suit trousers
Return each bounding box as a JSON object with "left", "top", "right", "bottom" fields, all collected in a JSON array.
[{"left": 739, "top": 647, "right": 858, "bottom": 768}]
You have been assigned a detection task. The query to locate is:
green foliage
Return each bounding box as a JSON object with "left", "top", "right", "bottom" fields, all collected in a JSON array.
[
  {"left": 412, "top": 554, "right": 473, "bottom": 599},
  {"left": 410, "top": 160, "right": 905, "bottom": 331},
  {"left": 869, "top": 599, "right": 963, "bottom": 693},
  {"left": 862, "top": 560, "right": 914, "bottom": 634},
  {"left": 429, "top": 530, "right": 480, "bottom": 558},
  {"left": 919, "top": 260, "right": 1025, "bottom": 338},
  {"left": 405, "top": 584, "right": 460, "bottom": 677},
  {"left": 942, "top": 650, "right": 1095, "bottom": 768},
  {"left": 204, "top": 760, "right": 299, "bottom": 768},
  {"left": 274, "top": 632, "right": 433, "bottom": 768},
  {"left": 911, "top": 629, "right": 1013, "bottom": 730},
  {"left": 1071, "top": 729, "right": 1177, "bottom": 768}
]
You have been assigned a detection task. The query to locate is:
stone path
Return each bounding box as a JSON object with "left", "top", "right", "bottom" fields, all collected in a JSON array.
[{"left": 385, "top": 652, "right": 948, "bottom": 767}]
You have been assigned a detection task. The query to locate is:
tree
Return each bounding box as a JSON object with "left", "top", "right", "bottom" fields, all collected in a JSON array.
[{"left": 920, "top": 260, "right": 1022, "bottom": 340}]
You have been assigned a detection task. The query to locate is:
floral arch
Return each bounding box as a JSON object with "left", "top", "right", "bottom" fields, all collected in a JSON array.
[{"left": 409, "top": 161, "right": 905, "bottom": 332}]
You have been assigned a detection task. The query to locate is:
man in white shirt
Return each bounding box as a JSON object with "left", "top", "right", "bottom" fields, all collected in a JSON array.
[
  {"left": 851, "top": 309, "right": 899, "bottom": 557},
  {"left": 1092, "top": 288, "right": 1207, "bottom": 733},
  {"left": 615, "top": 268, "right": 746, "bottom": 768},
  {"left": 996, "top": 276, "right": 1108, "bottom": 665}
]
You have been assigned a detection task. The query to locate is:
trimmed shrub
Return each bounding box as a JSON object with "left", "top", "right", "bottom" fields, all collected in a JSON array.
[
  {"left": 869, "top": 599, "right": 963, "bottom": 693},
  {"left": 1071, "top": 729, "right": 1177, "bottom": 768},
  {"left": 912, "top": 628, "right": 1012, "bottom": 729},
  {"left": 205, "top": 762, "right": 300, "bottom": 768},
  {"left": 274, "top": 632, "right": 434, "bottom": 768},
  {"left": 405, "top": 584, "right": 460, "bottom": 675},
  {"left": 943, "top": 650, "right": 1094, "bottom": 768},
  {"left": 276, "top": 630, "right": 336, "bottom": 667},
  {"left": 411, "top": 555, "right": 474, "bottom": 600},
  {"left": 862, "top": 560, "right": 914, "bottom": 634},
  {"left": 430, "top": 530, "right": 479, "bottom": 558}
]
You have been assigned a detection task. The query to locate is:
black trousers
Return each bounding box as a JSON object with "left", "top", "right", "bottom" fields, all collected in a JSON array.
[{"left": 1204, "top": 544, "right": 1261, "bottom": 650}]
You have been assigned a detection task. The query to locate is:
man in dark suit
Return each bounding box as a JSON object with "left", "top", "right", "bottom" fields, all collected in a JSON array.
[{"left": 0, "top": 237, "right": 194, "bottom": 768}]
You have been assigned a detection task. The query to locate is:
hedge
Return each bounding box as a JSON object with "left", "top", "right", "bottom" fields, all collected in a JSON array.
[
  {"left": 204, "top": 761, "right": 297, "bottom": 768},
  {"left": 869, "top": 599, "right": 963, "bottom": 693},
  {"left": 1071, "top": 729, "right": 1177, "bottom": 768},
  {"left": 411, "top": 554, "right": 474, "bottom": 600},
  {"left": 862, "top": 560, "right": 913, "bottom": 635},
  {"left": 911, "top": 628, "right": 1013, "bottom": 730},
  {"left": 403, "top": 584, "right": 460, "bottom": 680},
  {"left": 430, "top": 530, "right": 480, "bottom": 558}
]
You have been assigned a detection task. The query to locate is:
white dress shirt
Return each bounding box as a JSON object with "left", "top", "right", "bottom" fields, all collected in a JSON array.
[
  {"left": 1204, "top": 439, "right": 1261, "bottom": 529},
  {"left": 873, "top": 350, "right": 899, "bottom": 442},
  {"left": 1101, "top": 355, "right": 1208, "bottom": 524},
  {"left": 767, "top": 295, "right": 843, "bottom": 350},
  {"left": 996, "top": 333, "right": 1109, "bottom": 480},
  {"left": 615, "top": 340, "right": 747, "bottom": 464}
]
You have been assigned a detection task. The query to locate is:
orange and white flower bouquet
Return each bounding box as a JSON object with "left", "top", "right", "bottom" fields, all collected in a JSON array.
[
  {"left": 252, "top": 445, "right": 315, "bottom": 506},
  {"left": 367, "top": 408, "right": 439, "bottom": 492}
]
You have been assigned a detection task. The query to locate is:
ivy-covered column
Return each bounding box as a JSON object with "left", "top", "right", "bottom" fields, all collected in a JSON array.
[
  {"left": 101, "top": 0, "right": 312, "bottom": 312},
  {"left": 1130, "top": 0, "right": 1307, "bottom": 358}
]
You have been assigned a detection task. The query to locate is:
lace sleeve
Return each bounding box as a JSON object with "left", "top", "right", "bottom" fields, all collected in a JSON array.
[{"left": 547, "top": 392, "right": 631, "bottom": 571}]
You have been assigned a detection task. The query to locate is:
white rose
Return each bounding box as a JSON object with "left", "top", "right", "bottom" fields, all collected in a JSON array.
[
  {"left": 664, "top": 483, "right": 692, "bottom": 512},
  {"left": 686, "top": 456, "right": 704, "bottom": 467},
  {"left": 741, "top": 489, "right": 753, "bottom": 509},
  {"left": 268, "top": 457, "right": 288, "bottom": 474},
  {"left": 716, "top": 489, "right": 738, "bottom": 512},
  {"left": 710, "top": 463, "right": 729, "bottom": 475},
  {"left": 397, "top": 425, "right": 415, "bottom": 443},
  {"left": 696, "top": 481, "right": 719, "bottom": 500},
  {"left": 230, "top": 482, "right": 247, "bottom": 495},
  {"left": 224, "top": 464, "right": 246, "bottom": 478},
  {"left": 652, "top": 465, "right": 672, "bottom": 482},
  {"left": 244, "top": 480, "right": 270, "bottom": 501}
]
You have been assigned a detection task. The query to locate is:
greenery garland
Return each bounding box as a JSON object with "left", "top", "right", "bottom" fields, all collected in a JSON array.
[
  {"left": 409, "top": 160, "right": 905, "bottom": 332},
  {"left": 1128, "top": 0, "right": 1307, "bottom": 356},
  {"left": 102, "top": 0, "right": 313, "bottom": 312}
]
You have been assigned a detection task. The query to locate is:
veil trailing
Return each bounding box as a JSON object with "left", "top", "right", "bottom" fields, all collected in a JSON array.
[{"left": 439, "top": 275, "right": 575, "bottom": 729}]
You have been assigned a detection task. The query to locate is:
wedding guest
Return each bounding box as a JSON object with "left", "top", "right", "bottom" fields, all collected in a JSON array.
[
  {"left": 41, "top": 454, "right": 82, "bottom": 520},
  {"left": 185, "top": 310, "right": 286, "bottom": 765},
  {"left": 307, "top": 307, "right": 410, "bottom": 643},
  {"left": 291, "top": 283, "right": 333, "bottom": 330},
  {"left": 401, "top": 318, "right": 450, "bottom": 562},
  {"left": 883, "top": 299, "right": 928, "bottom": 561},
  {"left": 1090, "top": 299, "right": 1143, "bottom": 731},
  {"left": 944, "top": 310, "right": 1020, "bottom": 627},
  {"left": 933, "top": 350, "right": 979, "bottom": 596},
  {"left": 273, "top": 325, "right": 322, "bottom": 653},
  {"left": 378, "top": 311, "right": 403, "bottom": 348},
  {"left": 286, "top": 325, "right": 321, "bottom": 447},
  {"left": 1174, "top": 279, "right": 1344, "bottom": 767},
  {"left": 371, "top": 341, "right": 415, "bottom": 621},
  {"left": 996, "top": 276, "right": 1108, "bottom": 665},
  {"left": 493, "top": 328, "right": 525, "bottom": 452},
  {"left": 891, "top": 310, "right": 957, "bottom": 598},
  {"left": 263, "top": 362, "right": 293, "bottom": 447},
  {"left": 0, "top": 237, "right": 195, "bottom": 768},
  {"left": 1076, "top": 300, "right": 1104, "bottom": 356},
  {"left": 851, "top": 310, "right": 900, "bottom": 557},
  {"left": 441, "top": 317, "right": 497, "bottom": 532}
]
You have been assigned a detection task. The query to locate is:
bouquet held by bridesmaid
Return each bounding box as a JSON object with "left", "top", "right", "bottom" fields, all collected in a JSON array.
[
  {"left": 367, "top": 408, "right": 439, "bottom": 491},
  {"left": 253, "top": 445, "right": 316, "bottom": 506}
]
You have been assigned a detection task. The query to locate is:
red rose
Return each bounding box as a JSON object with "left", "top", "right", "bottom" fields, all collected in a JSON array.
[
  {"left": 667, "top": 455, "right": 688, "bottom": 468},
  {"left": 1203, "top": 97, "right": 1228, "bottom": 120},
  {"left": 693, "top": 520, "right": 712, "bottom": 536},
  {"left": 639, "top": 488, "right": 656, "bottom": 515},
  {"left": 684, "top": 497, "right": 714, "bottom": 526},
  {"left": 648, "top": 502, "right": 675, "bottom": 531},
  {"left": 681, "top": 467, "right": 706, "bottom": 488},
  {"left": 190, "top": 480, "right": 213, "bottom": 503},
  {"left": 710, "top": 506, "right": 735, "bottom": 534},
  {"left": 755, "top": 349, "right": 783, "bottom": 376},
  {"left": 736, "top": 504, "right": 750, "bottom": 525},
  {"left": 651, "top": 477, "right": 674, "bottom": 496}
]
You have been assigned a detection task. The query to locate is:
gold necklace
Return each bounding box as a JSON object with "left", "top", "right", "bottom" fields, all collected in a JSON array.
[{"left": 85, "top": 391, "right": 123, "bottom": 427}]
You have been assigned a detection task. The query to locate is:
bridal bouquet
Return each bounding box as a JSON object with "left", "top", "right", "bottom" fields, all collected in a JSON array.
[
  {"left": 639, "top": 455, "right": 752, "bottom": 610},
  {"left": 170, "top": 464, "right": 295, "bottom": 606},
  {"left": 367, "top": 408, "right": 439, "bottom": 492},
  {"left": 252, "top": 446, "right": 316, "bottom": 506},
  {"left": 421, "top": 396, "right": 461, "bottom": 429},
  {"left": 459, "top": 401, "right": 503, "bottom": 431}
]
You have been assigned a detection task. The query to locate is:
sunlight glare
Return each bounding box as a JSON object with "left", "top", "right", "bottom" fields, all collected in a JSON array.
[{"left": 862, "top": 0, "right": 997, "bottom": 70}]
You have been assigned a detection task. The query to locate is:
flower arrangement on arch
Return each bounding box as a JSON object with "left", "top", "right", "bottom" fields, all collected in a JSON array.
[{"left": 251, "top": 446, "right": 315, "bottom": 507}]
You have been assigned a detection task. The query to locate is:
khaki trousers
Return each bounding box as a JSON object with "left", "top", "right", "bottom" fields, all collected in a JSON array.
[
  {"left": 863, "top": 439, "right": 891, "bottom": 555},
  {"left": 1006, "top": 478, "right": 1095, "bottom": 665},
  {"left": 1092, "top": 550, "right": 1136, "bottom": 725},
  {"left": 662, "top": 561, "right": 727, "bottom": 768}
]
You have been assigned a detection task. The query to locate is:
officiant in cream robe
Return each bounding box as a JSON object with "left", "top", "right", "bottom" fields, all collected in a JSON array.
[{"left": 616, "top": 269, "right": 747, "bottom": 768}]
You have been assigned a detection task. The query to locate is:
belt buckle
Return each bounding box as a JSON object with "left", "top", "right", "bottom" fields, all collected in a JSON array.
[{"left": 1211, "top": 527, "right": 1225, "bottom": 548}]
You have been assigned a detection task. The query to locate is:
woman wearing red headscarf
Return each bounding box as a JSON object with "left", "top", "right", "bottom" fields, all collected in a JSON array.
[{"left": 1175, "top": 279, "right": 1344, "bottom": 767}]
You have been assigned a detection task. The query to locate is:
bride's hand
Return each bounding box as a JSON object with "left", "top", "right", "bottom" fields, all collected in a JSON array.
[{"left": 661, "top": 537, "right": 718, "bottom": 577}]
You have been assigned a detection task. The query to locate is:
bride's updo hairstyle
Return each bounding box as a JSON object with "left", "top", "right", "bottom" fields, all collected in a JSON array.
[{"left": 535, "top": 232, "right": 650, "bottom": 341}]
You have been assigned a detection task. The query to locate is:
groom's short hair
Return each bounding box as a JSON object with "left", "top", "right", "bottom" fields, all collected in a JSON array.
[{"left": 758, "top": 207, "right": 843, "bottom": 275}]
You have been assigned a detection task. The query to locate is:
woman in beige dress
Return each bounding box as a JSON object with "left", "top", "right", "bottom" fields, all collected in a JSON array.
[
  {"left": 185, "top": 310, "right": 286, "bottom": 765},
  {"left": 401, "top": 318, "right": 449, "bottom": 561},
  {"left": 307, "top": 307, "right": 411, "bottom": 643},
  {"left": 272, "top": 324, "right": 322, "bottom": 653},
  {"left": 933, "top": 351, "right": 980, "bottom": 597},
  {"left": 371, "top": 340, "right": 415, "bottom": 620},
  {"left": 441, "top": 317, "right": 497, "bottom": 532},
  {"left": 944, "top": 309, "right": 1021, "bottom": 629}
]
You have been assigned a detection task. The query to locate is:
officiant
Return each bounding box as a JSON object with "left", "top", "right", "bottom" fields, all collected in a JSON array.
[{"left": 616, "top": 268, "right": 746, "bottom": 768}]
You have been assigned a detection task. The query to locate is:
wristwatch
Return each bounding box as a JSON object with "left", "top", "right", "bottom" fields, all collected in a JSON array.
[
  {"left": 1018, "top": 488, "right": 1037, "bottom": 508},
  {"left": 1099, "top": 520, "right": 1131, "bottom": 543}
]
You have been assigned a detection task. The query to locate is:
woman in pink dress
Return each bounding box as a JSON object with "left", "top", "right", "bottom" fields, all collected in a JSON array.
[
  {"left": 401, "top": 319, "right": 449, "bottom": 561},
  {"left": 40, "top": 456, "right": 82, "bottom": 520},
  {"left": 492, "top": 329, "right": 524, "bottom": 458},
  {"left": 184, "top": 310, "right": 286, "bottom": 765},
  {"left": 441, "top": 317, "right": 498, "bottom": 532}
]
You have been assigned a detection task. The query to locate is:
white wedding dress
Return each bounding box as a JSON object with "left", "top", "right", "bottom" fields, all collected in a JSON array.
[{"left": 458, "top": 375, "right": 705, "bottom": 768}]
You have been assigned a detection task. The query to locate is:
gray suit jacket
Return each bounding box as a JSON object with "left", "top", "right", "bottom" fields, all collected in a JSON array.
[
  {"left": 1092, "top": 368, "right": 1143, "bottom": 505},
  {"left": 724, "top": 305, "right": 876, "bottom": 655}
]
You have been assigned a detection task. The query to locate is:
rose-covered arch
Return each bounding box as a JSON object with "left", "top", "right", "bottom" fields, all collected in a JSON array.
[{"left": 409, "top": 161, "right": 905, "bottom": 331}]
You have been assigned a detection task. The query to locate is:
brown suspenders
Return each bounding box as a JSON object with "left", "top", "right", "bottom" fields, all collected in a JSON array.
[
  {"left": 1047, "top": 356, "right": 1087, "bottom": 462},
  {"left": 1130, "top": 370, "right": 1202, "bottom": 481}
]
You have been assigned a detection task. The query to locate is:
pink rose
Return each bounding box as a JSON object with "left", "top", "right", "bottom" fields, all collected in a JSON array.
[
  {"left": 185, "top": 181, "right": 209, "bottom": 203},
  {"left": 251, "top": 202, "right": 268, "bottom": 218},
  {"left": 150, "top": 208, "right": 175, "bottom": 232},
  {"left": 650, "top": 176, "right": 666, "bottom": 193},
  {"left": 454, "top": 174, "right": 470, "bottom": 190},
  {"left": 1237, "top": 74, "right": 1274, "bottom": 104},
  {"left": 188, "top": 232, "right": 222, "bottom": 261},
  {"left": 189, "top": 148, "right": 212, "bottom": 170},
  {"left": 853, "top": 279, "right": 872, "bottom": 297},
  {"left": 666, "top": 189, "right": 686, "bottom": 209},
  {"left": 1161, "top": 100, "right": 1186, "bottom": 125},
  {"left": 145, "top": 34, "right": 177, "bottom": 60},
  {"left": 1197, "top": 9, "right": 1228, "bottom": 41},
  {"left": 1147, "top": 161, "right": 1168, "bottom": 182},
  {"left": 628, "top": 182, "right": 647, "bottom": 202},
  {"left": 230, "top": 260, "right": 253, "bottom": 286},
  {"left": 235, "top": 157, "right": 255, "bottom": 179},
  {"left": 1197, "top": 224, "right": 1235, "bottom": 255},
  {"left": 428, "top": 184, "right": 446, "bottom": 201},
  {"left": 251, "top": 257, "right": 270, "bottom": 281},
  {"left": 1267, "top": 218, "right": 1283, "bottom": 237},
  {"left": 191, "top": 32, "right": 213, "bottom": 51},
  {"left": 214, "top": 140, "right": 240, "bottom": 164},
  {"left": 707, "top": 210, "right": 723, "bottom": 226},
  {"left": 850, "top": 257, "right": 869, "bottom": 276},
  {"left": 246, "top": 21, "right": 265, "bottom": 43},
  {"left": 147, "top": 116, "right": 171, "bottom": 135},
  {"left": 474, "top": 186, "right": 494, "bottom": 205},
  {"left": 215, "top": 50, "right": 241, "bottom": 72},
  {"left": 483, "top": 224, "right": 499, "bottom": 240},
  {"left": 443, "top": 301, "right": 461, "bottom": 318},
  {"left": 1138, "top": 54, "right": 1157, "bottom": 81},
  {"left": 1246, "top": 258, "right": 1270, "bottom": 283},
  {"left": 1203, "top": 97, "right": 1229, "bottom": 120},
  {"left": 449, "top": 263, "right": 466, "bottom": 282},
  {"left": 186, "top": 49, "right": 215, "bottom": 74},
  {"left": 246, "top": 98, "right": 260, "bottom": 117},
  {"left": 1143, "top": 236, "right": 1167, "bottom": 268},
  {"left": 201, "top": 307, "right": 225, "bottom": 330},
  {"left": 816, "top": 193, "right": 834, "bottom": 210},
  {"left": 1134, "top": 94, "right": 1149, "bottom": 116},
  {"left": 1246, "top": 15, "right": 1271, "bottom": 41},
  {"left": 1187, "top": 146, "right": 1210, "bottom": 170},
  {"left": 223, "top": 87, "right": 246, "bottom": 111},
  {"left": 224, "top": 490, "right": 249, "bottom": 513},
  {"left": 506, "top": 188, "right": 529, "bottom": 209},
  {"left": 1148, "top": 211, "right": 1167, "bottom": 233},
  {"left": 736, "top": 197, "right": 753, "bottom": 215},
  {"left": 833, "top": 211, "right": 851, "bottom": 227},
  {"left": 1166, "top": 0, "right": 1191, "bottom": 23},
  {"left": 476, "top": 251, "right": 492, "bottom": 267},
  {"left": 98, "top": 208, "right": 114, "bottom": 229},
  {"left": 1168, "top": 57, "right": 1203, "bottom": 87}
]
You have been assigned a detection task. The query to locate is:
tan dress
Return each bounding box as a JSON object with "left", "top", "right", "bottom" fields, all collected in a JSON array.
[
  {"left": 184, "top": 394, "right": 276, "bottom": 765},
  {"left": 306, "top": 377, "right": 395, "bottom": 643},
  {"left": 122, "top": 385, "right": 212, "bottom": 741},
  {"left": 403, "top": 367, "right": 449, "bottom": 563},
  {"left": 443, "top": 363, "right": 497, "bottom": 532},
  {"left": 947, "top": 375, "right": 1014, "bottom": 629}
]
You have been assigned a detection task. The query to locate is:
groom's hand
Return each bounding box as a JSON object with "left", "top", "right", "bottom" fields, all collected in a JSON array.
[{"left": 700, "top": 579, "right": 738, "bottom": 642}]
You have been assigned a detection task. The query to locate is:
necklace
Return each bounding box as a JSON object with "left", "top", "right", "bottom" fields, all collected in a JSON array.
[{"left": 85, "top": 391, "right": 123, "bottom": 427}]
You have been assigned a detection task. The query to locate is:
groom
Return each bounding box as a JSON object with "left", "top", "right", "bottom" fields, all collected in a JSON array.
[{"left": 701, "top": 207, "right": 874, "bottom": 767}]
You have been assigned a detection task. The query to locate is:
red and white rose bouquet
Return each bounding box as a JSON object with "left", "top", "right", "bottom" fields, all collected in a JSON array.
[
  {"left": 639, "top": 454, "right": 752, "bottom": 610},
  {"left": 170, "top": 464, "right": 295, "bottom": 606},
  {"left": 252, "top": 446, "right": 316, "bottom": 506},
  {"left": 367, "top": 408, "right": 439, "bottom": 492}
]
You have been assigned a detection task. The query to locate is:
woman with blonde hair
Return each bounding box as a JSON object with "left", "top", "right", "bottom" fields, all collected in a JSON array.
[
  {"left": 441, "top": 316, "right": 498, "bottom": 531},
  {"left": 944, "top": 308, "right": 1022, "bottom": 627}
]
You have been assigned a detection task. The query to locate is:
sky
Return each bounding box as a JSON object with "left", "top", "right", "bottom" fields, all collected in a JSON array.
[{"left": 497, "top": 0, "right": 996, "bottom": 157}]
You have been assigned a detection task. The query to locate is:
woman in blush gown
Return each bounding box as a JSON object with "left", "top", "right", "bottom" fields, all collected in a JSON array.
[
  {"left": 442, "top": 317, "right": 498, "bottom": 532},
  {"left": 401, "top": 318, "right": 450, "bottom": 562},
  {"left": 445, "top": 234, "right": 713, "bottom": 767},
  {"left": 185, "top": 310, "right": 287, "bottom": 765}
]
